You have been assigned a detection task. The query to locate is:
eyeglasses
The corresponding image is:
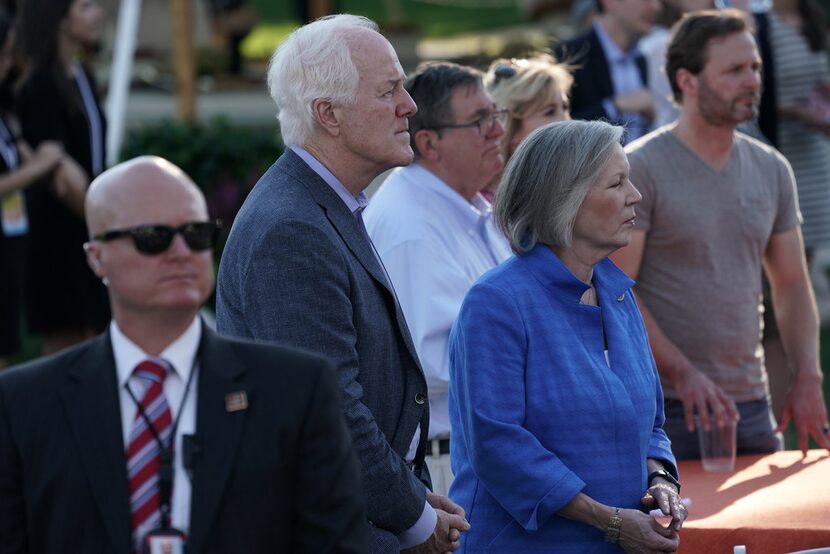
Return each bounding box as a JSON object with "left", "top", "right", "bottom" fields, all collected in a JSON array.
[
  {"left": 93, "top": 220, "right": 222, "bottom": 255},
  {"left": 430, "top": 109, "right": 508, "bottom": 137}
]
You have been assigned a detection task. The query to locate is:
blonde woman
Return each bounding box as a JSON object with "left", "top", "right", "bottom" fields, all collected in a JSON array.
[{"left": 482, "top": 53, "right": 573, "bottom": 202}]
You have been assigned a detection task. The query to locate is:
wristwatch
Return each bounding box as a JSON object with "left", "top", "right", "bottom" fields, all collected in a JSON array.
[{"left": 648, "top": 469, "right": 681, "bottom": 492}]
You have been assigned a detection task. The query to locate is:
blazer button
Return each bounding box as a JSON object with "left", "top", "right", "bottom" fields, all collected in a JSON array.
[{"left": 415, "top": 392, "right": 426, "bottom": 405}]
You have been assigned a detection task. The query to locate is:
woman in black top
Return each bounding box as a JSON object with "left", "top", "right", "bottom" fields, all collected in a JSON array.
[
  {"left": 0, "top": 8, "right": 64, "bottom": 366},
  {"left": 16, "top": 0, "right": 109, "bottom": 354}
]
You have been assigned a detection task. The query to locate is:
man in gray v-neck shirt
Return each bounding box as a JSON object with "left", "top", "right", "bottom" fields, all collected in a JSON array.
[{"left": 613, "top": 10, "right": 830, "bottom": 458}]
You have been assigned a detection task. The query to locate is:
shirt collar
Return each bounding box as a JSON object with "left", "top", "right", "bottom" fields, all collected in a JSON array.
[
  {"left": 594, "top": 20, "right": 641, "bottom": 63},
  {"left": 111, "top": 317, "right": 202, "bottom": 387},
  {"left": 290, "top": 145, "right": 369, "bottom": 215},
  {"left": 521, "top": 244, "right": 634, "bottom": 302},
  {"left": 403, "top": 163, "right": 493, "bottom": 225}
]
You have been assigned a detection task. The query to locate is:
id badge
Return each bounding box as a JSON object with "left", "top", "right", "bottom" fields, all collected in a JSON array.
[
  {"left": 1, "top": 191, "right": 28, "bottom": 236},
  {"left": 141, "top": 528, "right": 187, "bottom": 554}
]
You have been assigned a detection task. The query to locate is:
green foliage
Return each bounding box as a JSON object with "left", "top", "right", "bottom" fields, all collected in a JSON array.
[
  {"left": 120, "top": 117, "right": 282, "bottom": 227},
  {"left": 119, "top": 117, "right": 283, "bottom": 312}
]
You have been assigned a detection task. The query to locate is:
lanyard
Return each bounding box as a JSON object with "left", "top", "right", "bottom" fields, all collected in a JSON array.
[
  {"left": 0, "top": 116, "right": 19, "bottom": 170},
  {"left": 125, "top": 358, "right": 197, "bottom": 530}
]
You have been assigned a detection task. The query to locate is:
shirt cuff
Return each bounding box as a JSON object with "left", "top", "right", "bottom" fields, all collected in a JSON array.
[
  {"left": 397, "top": 500, "right": 437, "bottom": 549},
  {"left": 602, "top": 98, "right": 619, "bottom": 121}
]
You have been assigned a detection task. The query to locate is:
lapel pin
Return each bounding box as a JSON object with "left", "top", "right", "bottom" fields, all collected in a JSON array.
[
  {"left": 617, "top": 293, "right": 625, "bottom": 302},
  {"left": 225, "top": 391, "right": 248, "bottom": 413}
]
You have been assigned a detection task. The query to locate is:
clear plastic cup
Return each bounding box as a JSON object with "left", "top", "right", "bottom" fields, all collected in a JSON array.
[{"left": 696, "top": 416, "right": 737, "bottom": 472}]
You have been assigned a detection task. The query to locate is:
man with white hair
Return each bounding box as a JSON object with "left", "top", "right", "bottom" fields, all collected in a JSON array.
[{"left": 216, "top": 14, "right": 469, "bottom": 553}]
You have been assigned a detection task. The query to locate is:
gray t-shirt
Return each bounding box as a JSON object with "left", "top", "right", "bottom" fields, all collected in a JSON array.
[{"left": 626, "top": 127, "right": 800, "bottom": 402}]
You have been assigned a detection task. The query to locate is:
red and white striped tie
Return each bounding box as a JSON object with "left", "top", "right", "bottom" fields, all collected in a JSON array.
[{"left": 126, "top": 359, "right": 173, "bottom": 549}]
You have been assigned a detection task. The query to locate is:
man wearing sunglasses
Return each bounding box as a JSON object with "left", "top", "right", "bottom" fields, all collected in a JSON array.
[
  {"left": 216, "top": 14, "right": 469, "bottom": 554},
  {"left": 0, "top": 156, "right": 367, "bottom": 553},
  {"left": 363, "top": 62, "right": 512, "bottom": 497}
]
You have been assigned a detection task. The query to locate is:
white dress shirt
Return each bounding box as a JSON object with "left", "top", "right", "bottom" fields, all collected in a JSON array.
[
  {"left": 364, "top": 163, "right": 512, "bottom": 440},
  {"left": 640, "top": 26, "right": 679, "bottom": 128},
  {"left": 112, "top": 317, "right": 201, "bottom": 535},
  {"left": 594, "top": 20, "right": 650, "bottom": 142}
]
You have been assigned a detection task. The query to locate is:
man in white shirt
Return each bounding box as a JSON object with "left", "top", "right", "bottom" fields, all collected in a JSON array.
[
  {"left": 0, "top": 156, "right": 366, "bottom": 553},
  {"left": 216, "top": 16, "right": 470, "bottom": 553},
  {"left": 365, "top": 62, "right": 513, "bottom": 495}
]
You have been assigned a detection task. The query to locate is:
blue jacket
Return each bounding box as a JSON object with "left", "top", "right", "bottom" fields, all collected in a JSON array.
[{"left": 448, "top": 245, "right": 677, "bottom": 553}]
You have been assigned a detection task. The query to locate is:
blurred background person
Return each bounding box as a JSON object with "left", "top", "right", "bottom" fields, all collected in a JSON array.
[
  {"left": 206, "top": 0, "right": 258, "bottom": 76},
  {"left": 756, "top": 0, "right": 830, "bottom": 260},
  {"left": 753, "top": 0, "right": 830, "bottom": 425},
  {"left": 16, "top": 0, "right": 109, "bottom": 354},
  {"left": 0, "top": 8, "right": 64, "bottom": 368},
  {"left": 483, "top": 52, "right": 573, "bottom": 202},
  {"left": 448, "top": 120, "right": 685, "bottom": 552},
  {"left": 554, "top": 0, "right": 661, "bottom": 143}
]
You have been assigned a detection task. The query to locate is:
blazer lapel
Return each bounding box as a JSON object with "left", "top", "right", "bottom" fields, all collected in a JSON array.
[
  {"left": 589, "top": 29, "right": 616, "bottom": 100},
  {"left": 636, "top": 53, "right": 648, "bottom": 87},
  {"left": 61, "top": 333, "right": 131, "bottom": 554},
  {"left": 284, "top": 152, "right": 392, "bottom": 290},
  {"left": 280, "top": 151, "right": 425, "bottom": 369},
  {"left": 187, "top": 328, "right": 247, "bottom": 554}
]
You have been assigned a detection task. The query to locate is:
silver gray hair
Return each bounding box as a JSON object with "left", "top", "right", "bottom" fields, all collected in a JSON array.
[
  {"left": 494, "top": 120, "right": 624, "bottom": 254},
  {"left": 267, "top": 14, "right": 378, "bottom": 146}
]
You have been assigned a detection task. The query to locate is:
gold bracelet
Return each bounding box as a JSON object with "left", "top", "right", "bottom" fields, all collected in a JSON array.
[{"left": 605, "top": 507, "right": 622, "bottom": 543}]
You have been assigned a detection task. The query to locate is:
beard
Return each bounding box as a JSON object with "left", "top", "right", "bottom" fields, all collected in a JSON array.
[{"left": 697, "top": 75, "right": 759, "bottom": 127}]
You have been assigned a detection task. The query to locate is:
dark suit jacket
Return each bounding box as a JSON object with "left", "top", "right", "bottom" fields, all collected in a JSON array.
[
  {"left": 0, "top": 325, "right": 367, "bottom": 553},
  {"left": 554, "top": 27, "right": 648, "bottom": 123},
  {"left": 216, "top": 149, "right": 431, "bottom": 552}
]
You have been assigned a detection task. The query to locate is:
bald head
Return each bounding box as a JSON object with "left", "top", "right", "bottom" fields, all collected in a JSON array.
[
  {"left": 86, "top": 156, "right": 207, "bottom": 238},
  {"left": 83, "top": 156, "right": 215, "bottom": 341}
]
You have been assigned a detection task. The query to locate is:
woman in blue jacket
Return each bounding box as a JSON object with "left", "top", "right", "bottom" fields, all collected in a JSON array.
[{"left": 448, "top": 120, "right": 686, "bottom": 553}]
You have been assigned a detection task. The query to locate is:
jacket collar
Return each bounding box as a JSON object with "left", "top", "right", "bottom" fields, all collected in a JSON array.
[
  {"left": 520, "top": 244, "right": 634, "bottom": 302},
  {"left": 63, "top": 332, "right": 132, "bottom": 554}
]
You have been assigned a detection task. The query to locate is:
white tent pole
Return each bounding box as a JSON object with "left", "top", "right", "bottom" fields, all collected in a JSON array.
[{"left": 105, "top": 0, "right": 142, "bottom": 167}]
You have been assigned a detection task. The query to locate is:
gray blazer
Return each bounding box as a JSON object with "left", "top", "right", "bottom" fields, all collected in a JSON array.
[{"left": 216, "top": 149, "right": 431, "bottom": 552}]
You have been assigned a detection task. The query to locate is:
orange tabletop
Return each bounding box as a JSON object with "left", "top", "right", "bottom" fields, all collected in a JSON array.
[{"left": 677, "top": 450, "right": 830, "bottom": 554}]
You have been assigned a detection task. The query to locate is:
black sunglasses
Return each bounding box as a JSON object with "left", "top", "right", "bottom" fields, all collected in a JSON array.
[{"left": 94, "top": 220, "right": 222, "bottom": 255}]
